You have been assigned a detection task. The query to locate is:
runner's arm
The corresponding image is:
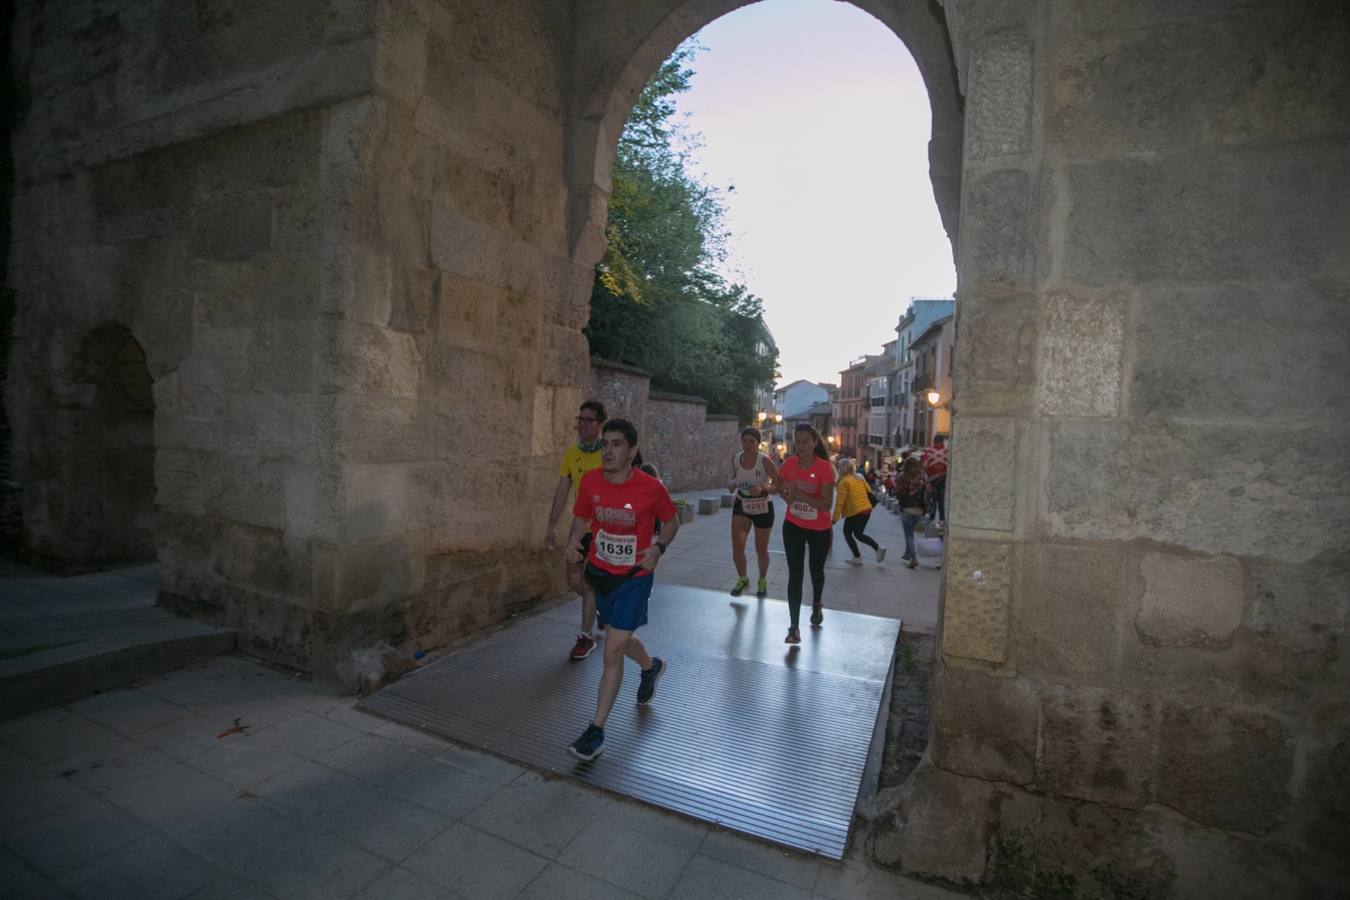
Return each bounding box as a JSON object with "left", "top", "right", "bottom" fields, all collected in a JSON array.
[
  {"left": 760, "top": 456, "right": 779, "bottom": 497},
  {"left": 564, "top": 515, "right": 589, "bottom": 564},
  {"left": 545, "top": 475, "right": 572, "bottom": 549},
  {"left": 638, "top": 517, "right": 680, "bottom": 570}
]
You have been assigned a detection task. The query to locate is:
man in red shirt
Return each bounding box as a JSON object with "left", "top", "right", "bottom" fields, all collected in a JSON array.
[
  {"left": 923, "top": 434, "right": 949, "bottom": 524},
  {"left": 564, "top": 419, "right": 679, "bottom": 761}
]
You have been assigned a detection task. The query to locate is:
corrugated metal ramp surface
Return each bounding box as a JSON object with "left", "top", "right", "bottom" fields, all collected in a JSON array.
[{"left": 359, "top": 584, "right": 900, "bottom": 860}]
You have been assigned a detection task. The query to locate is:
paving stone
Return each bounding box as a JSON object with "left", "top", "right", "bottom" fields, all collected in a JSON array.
[
  {"left": 1, "top": 710, "right": 125, "bottom": 766},
  {"left": 403, "top": 822, "right": 548, "bottom": 899},
  {"left": 265, "top": 825, "right": 391, "bottom": 900},
  {"left": 317, "top": 733, "right": 430, "bottom": 786},
  {"left": 556, "top": 811, "right": 696, "bottom": 898},
  {"left": 515, "top": 862, "right": 635, "bottom": 900},
  {"left": 0, "top": 764, "right": 92, "bottom": 827},
  {"left": 372, "top": 719, "right": 452, "bottom": 756},
  {"left": 102, "top": 763, "right": 237, "bottom": 829},
  {"left": 2, "top": 794, "right": 151, "bottom": 877},
  {"left": 0, "top": 845, "right": 65, "bottom": 899},
  {"left": 131, "top": 711, "right": 246, "bottom": 760},
  {"left": 59, "top": 740, "right": 177, "bottom": 794},
  {"left": 188, "top": 734, "right": 306, "bottom": 789},
  {"left": 54, "top": 832, "right": 217, "bottom": 900},
  {"left": 463, "top": 770, "right": 607, "bottom": 859},
  {"left": 250, "top": 758, "right": 371, "bottom": 820},
  {"left": 696, "top": 828, "right": 819, "bottom": 891},
  {"left": 315, "top": 789, "right": 453, "bottom": 862},
  {"left": 669, "top": 853, "right": 812, "bottom": 900},
  {"left": 433, "top": 744, "right": 525, "bottom": 784},
  {"left": 180, "top": 873, "right": 275, "bottom": 899},
  {"left": 385, "top": 759, "right": 504, "bottom": 819},
  {"left": 353, "top": 867, "right": 457, "bottom": 900},
  {"left": 255, "top": 711, "right": 363, "bottom": 758}
]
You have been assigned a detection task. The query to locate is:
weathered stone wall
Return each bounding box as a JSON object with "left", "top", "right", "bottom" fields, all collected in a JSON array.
[
  {"left": 586, "top": 359, "right": 743, "bottom": 492},
  {"left": 868, "top": 1, "right": 1350, "bottom": 895}
]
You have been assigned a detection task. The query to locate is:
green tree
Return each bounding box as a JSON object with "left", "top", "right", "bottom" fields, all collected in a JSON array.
[{"left": 587, "top": 41, "right": 778, "bottom": 420}]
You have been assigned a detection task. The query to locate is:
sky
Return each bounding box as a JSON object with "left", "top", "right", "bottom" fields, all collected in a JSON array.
[{"left": 670, "top": 0, "right": 956, "bottom": 386}]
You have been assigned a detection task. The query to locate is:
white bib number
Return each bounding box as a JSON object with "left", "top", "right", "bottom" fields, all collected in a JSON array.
[
  {"left": 790, "top": 500, "right": 818, "bottom": 521},
  {"left": 594, "top": 529, "right": 638, "bottom": 567},
  {"left": 740, "top": 496, "right": 770, "bottom": 516}
]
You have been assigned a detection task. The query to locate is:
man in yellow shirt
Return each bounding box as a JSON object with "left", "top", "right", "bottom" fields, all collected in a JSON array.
[{"left": 546, "top": 400, "right": 606, "bottom": 660}]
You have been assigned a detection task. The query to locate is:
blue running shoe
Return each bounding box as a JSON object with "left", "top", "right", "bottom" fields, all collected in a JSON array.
[
  {"left": 569, "top": 723, "right": 605, "bottom": 760},
  {"left": 637, "top": 658, "right": 666, "bottom": 706}
]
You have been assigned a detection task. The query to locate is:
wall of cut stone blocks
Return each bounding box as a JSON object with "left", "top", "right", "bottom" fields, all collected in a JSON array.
[
  {"left": 585, "top": 361, "right": 746, "bottom": 492},
  {"left": 869, "top": 0, "right": 1348, "bottom": 894}
]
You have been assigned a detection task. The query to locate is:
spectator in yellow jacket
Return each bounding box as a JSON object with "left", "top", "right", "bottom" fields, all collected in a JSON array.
[{"left": 832, "top": 459, "right": 886, "bottom": 565}]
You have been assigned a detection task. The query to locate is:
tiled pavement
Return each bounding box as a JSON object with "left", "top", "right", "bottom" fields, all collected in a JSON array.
[{"left": 0, "top": 495, "right": 953, "bottom": 899}]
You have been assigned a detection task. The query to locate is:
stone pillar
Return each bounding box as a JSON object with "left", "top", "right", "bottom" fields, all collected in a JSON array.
[{"left": 874, "top": 1, "right": 1350, "bottom": 894}]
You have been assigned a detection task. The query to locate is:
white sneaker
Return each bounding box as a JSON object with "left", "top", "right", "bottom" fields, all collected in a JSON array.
[
  {"left": 846, "top": 557, "right": 863, "bottom": 566},
  {"left": 876, "top": 547, "right": 887, "bottom": 563}
]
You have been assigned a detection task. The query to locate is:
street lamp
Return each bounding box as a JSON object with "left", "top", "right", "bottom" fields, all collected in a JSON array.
[{"left": 926, "top": 389, "right": 941, "bottom": 407}]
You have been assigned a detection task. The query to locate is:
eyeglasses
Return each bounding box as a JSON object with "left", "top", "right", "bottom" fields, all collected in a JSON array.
[{"left": 576, "top": 416, "right": 598, "bottom": 424}]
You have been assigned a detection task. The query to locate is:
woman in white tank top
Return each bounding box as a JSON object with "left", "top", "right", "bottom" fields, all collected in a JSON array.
[{"left": 727, "top": 427, "right": 779, "bottom": 597}]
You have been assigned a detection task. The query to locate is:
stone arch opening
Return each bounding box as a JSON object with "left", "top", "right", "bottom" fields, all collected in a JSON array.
[
  {"left": 65, "top": 322, "right": 157, "bottom": 566},
  {"left": 567, "top": 0, "right": 967, "bottom": 802}
]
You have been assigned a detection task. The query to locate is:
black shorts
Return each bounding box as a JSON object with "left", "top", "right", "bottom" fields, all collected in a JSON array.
[{"left": 733, "top": 496, "right": 775, "bottom": 530}]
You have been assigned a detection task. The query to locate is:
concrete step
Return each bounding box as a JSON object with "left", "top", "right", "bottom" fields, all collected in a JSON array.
[{"left": 0, "top": 617, "right": 236, "bottom": 720}]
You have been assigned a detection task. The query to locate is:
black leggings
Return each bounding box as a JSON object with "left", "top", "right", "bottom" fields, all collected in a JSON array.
[
  {"left": 842, "top": 512, "right": 879, "bottom": 557},
  {"left": 782, "top": 520, "right": 829, "bottom": 629}
]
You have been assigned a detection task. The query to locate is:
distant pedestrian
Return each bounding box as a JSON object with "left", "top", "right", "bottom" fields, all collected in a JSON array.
[
  {"left": 895, "top": 457, "right": 930, "bottom": 569},
  {"left": 833, "top": 459, "right": 885, "bottom": 565},
  {"left": 922, "top": 435, "right": 949, "bottom": 525},
  {"left": 566, "top": 419, "right": 679, "bottom": 761},
  {"left": 727, "top": 427, "right": 779, "bottom": 599},
  {"left": 546, "top": 400, "right": 607, "bottom": 661},
  {"left": 773, "top": 424, "right": 835, "bottom": 643}
]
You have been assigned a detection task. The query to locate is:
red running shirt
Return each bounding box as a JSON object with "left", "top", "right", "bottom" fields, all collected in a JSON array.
[
  {"left": 779, "top": 456, "right": 836, "bottom": 531},
  {"left": 573, "top": 469, "right": 678, "bottom": 576}
]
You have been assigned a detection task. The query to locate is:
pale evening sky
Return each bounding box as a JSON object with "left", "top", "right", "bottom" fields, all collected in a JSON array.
[{"left": 670, "top": 0, "right": 956, "bottom": 387}]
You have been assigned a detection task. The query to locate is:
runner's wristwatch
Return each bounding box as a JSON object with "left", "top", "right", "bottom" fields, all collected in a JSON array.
[{"left": 655, "top": 542, "right": 668, "bottom": 555}]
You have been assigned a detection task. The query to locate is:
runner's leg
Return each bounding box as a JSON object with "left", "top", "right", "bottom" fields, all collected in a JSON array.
[
  {"left": 806, "top": 528, "right": 829, "bottom": 604},
  {"left": 593, "top": 627, "right": 642, "bottom": 728},
  {"left": 753, "top": 522, "right": 772, "bottom": 581},
  {"left": 731, "top": 514, "right": 750, "bottom": 579},
  {"left": 850, "top": 513, "right": 881, "bottom": 553},
  {"left": 783, "top": 521, "right": 806, "bottom": 630}
]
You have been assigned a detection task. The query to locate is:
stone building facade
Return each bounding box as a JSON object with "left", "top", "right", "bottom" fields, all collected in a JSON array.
[{"left": 5, "top": 0, "right": 1347, "bottom": 894}]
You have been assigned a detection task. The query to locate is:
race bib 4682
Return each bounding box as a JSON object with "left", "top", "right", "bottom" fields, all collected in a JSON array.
[{"left": 790, "top": 500, "right": 818, "bottom": 521}]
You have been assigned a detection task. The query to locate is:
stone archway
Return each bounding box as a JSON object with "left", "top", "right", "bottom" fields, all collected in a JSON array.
[{"left": 6, "top": 2, "right": 1346, "bottom": 893}]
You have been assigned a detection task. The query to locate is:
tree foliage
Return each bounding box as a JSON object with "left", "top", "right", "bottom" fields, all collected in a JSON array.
[{"left": 586, "top": 43, "right": 778, "bottom": 422}]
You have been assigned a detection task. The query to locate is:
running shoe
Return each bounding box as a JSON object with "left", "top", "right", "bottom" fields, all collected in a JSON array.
[
  {"left": 785, "top": 628, "right": 801, "bottom": 644},
  {"left": 846, "top": 556, "right": 863, "bottom": 566},
  {"left": 876, "top": 547, "right": 887, "bottom": 563},
  {"left": 730, "top": 576, "right": 749, "bottom": 597},
  {"left": 756, "top": 578, "right": 768, "bottom": 598},
  {"left": 810, "top": 603, "right": 824, "bottom": 627},
  {"left": 569, "top": 723, "right": 605, "bottom": 760},
  {"left": 569, "top": 633, "right": 596, "bottom": 661},
  {"left": 636, "top": 658, "right": 666, "bottom": 705}
]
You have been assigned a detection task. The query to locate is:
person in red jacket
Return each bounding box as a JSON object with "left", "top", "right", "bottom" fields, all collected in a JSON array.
[{"left": 922, "top": 434, "right": 949, "bottom": 525}]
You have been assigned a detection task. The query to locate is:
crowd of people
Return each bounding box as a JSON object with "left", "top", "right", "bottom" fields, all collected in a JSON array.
[{"left": 544, "top": 399, "right": 949, "bottom": 761}]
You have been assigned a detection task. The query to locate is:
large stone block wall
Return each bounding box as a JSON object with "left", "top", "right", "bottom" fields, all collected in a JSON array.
[
  {"left": 868, "top": 1, "right": 1350, "bottom": 895},
  {"left": 585, "top": 360, "right": 744, "bottom": 492}
]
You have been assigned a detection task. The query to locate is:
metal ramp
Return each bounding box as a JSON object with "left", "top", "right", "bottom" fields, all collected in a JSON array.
[{"left": 359, "top": 585, "right": 900, "bottom": 859}]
